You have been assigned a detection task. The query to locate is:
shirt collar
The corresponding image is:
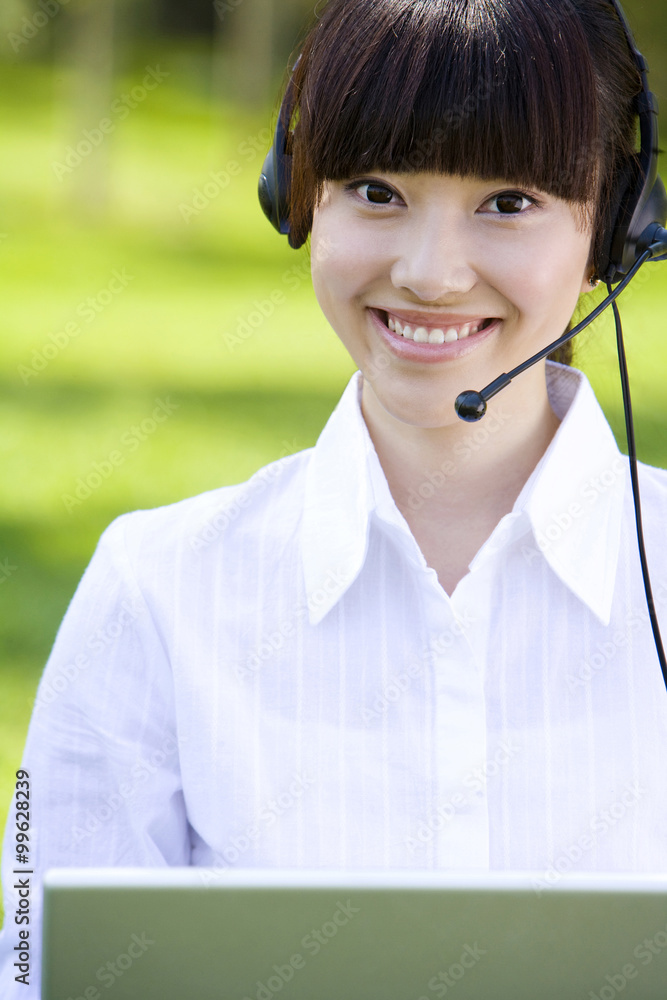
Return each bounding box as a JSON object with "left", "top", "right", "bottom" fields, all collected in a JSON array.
[
  {"left": 512, "top": 363, "right": 627, "bottom": 625},
  {"left": 301, "top": 373, "right": 374, "bottom": 625},
  {"left": 301, "top": 365, "right": 627, "bottom": 626}
]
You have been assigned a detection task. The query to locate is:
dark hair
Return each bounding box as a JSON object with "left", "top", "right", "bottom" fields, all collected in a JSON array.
[{"left": 283, "top": 0, "right": 643, "bottom": 364}]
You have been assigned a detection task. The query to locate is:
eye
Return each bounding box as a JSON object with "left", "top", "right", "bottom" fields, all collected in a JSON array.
[
  {"left": 484, "top": 192, "right": 535, "bottom": 215},
  {"left": 346, "top": 180, "right": 398, "bottom": 205}
]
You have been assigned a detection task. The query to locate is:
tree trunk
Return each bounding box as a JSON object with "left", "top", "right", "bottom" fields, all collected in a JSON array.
[
  {"left": 58, "top": 0, "right": 115, "bottom": 217},
  {"left": 213, "top": 0, "right": 279, "bottom": 109}
]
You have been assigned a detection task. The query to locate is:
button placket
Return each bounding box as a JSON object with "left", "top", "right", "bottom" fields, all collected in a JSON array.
[{"left": 422, "top": 579, "right": 491, "bottom": 869}]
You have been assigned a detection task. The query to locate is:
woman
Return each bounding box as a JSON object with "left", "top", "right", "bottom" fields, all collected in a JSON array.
[{"left": 2, "top": 1, "right": 666, "bottom": 996}]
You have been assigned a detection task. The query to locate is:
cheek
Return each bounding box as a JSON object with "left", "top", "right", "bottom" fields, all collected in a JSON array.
[
  {"left": 310, "top": 212, "right": 384, "bottom": 315},
  {"left": 542, "top": 215, "right": 594, "bottom": 289},
  {"left": 492, "top": 228, "right": 591, "bottom": 323},
  {"left": 311, "top": 249, "right": 353, "bottom": 315}
]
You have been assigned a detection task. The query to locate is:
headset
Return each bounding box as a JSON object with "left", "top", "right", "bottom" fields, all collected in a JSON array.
[
  {"left": 257, "top": 0, "right": 667, "bottom": 690},
  {"left": 259, "top": 3, "right": 667, "bottom": 266},
  {"left": 257, "top": 71, "right": 298, "bottom": 248}
]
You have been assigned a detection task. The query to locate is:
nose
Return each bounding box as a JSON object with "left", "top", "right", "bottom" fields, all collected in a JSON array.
[{"left": 389, "top": 215, "right": 478, "bottom": 302}]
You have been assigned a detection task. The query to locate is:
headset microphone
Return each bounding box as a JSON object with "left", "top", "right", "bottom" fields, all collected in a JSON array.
[
  {"left": 454, "top": 227, "right": 667, "bottom": 423},
  {"left": 455, "top": 0, "right": 667, "bottom": 422}
]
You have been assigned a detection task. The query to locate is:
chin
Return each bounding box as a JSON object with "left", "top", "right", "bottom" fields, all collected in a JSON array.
[{"left": 363, "top": 374, "right": 460, "bottom": 431}]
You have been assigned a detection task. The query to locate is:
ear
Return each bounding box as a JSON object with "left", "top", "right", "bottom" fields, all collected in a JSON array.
[
  {"left": 581, "top": 224, "right": 600, "bottom": 295},
  {"left": 580, "top": 270, "right": 600, "bottom": 296}
]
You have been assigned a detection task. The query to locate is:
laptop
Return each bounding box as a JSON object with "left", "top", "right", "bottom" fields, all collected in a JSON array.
[{"left": 42, "top": 868, "right": 667, "bottom": 1000}]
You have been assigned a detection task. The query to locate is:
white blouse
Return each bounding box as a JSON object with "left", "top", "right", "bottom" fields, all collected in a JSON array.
[{"left": 2, "top": 363, "right": 667, "bottom": 998}]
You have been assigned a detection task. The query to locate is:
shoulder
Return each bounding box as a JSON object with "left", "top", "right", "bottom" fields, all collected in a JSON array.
[{"left": 97, "top": 447, "right": 313, "bottom": 579}]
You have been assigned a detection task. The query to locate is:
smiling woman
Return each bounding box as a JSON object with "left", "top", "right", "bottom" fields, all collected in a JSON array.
[{"left": 2, "top": 2, "right": 667, "bottom": 996}]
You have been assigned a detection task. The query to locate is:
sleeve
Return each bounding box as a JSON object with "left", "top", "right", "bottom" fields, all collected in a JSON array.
[{"left": 0, "top": 514, "right": 191, "bottom": 999}]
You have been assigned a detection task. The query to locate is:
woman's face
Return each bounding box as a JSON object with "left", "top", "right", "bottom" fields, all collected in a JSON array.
[{"left": 310, "top": 171, "right": 594, "bottom": 431}]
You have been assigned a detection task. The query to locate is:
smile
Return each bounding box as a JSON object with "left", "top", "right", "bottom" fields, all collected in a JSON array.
[
  {"left": 384, "top": 311, "right": 495, "bottom": 344},
  {"left": 368, "top": 308, "right": 501, "bottom": 364}
]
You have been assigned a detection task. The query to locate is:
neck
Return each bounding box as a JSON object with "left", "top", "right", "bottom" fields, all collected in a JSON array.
[{"left": 360, "top": 367, "right": 561, "bottom": 571}]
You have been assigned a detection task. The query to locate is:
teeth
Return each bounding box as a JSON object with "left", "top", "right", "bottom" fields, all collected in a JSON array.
[{"left": 385, "top": 313, "right": 488, "bottom": 343}]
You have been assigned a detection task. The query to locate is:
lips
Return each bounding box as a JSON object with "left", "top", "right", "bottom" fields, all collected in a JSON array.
[{"left": 368, "top": 308, "right": 500, "bottom": 364}]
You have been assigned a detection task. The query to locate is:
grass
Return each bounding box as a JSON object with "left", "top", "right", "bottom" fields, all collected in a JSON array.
[{"left": 1, "top": 51, "right": 667, "bottom": 916}]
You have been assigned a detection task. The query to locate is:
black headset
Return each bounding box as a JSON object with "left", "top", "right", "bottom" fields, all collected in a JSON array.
[
  {"left": 258, "top": 0, "right": 667, "bottom": 281},
  {"left": 598, "top": 0, "right": 667, "bottom": 282},
  {"left": 257, "top": 71, "right": 299, "bottom": 248}
]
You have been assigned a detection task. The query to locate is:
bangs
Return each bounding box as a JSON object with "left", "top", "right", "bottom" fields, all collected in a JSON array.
[{"left": 289, "top": 0, "right": 610, "bottom": 243}]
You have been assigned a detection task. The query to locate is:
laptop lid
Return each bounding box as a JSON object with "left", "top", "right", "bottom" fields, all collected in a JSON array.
[{"left": 42, "top": 868, "right": 667, "bottom": 1000}]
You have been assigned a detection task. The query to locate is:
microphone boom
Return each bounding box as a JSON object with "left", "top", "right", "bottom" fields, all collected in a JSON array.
[{"left": 455, "top": 249, "right": 652, "bottom": 422}]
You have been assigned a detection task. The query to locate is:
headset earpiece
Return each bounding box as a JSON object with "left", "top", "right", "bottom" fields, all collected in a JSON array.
[
  {"left": 258, "top": 74, "right": 305, "bottom": 249},
  {"left": 623, "top": 176, "right": 667, "bottom": 266},
  {"left": 600, "top": 3, "right": 667, "bottom": 283}
]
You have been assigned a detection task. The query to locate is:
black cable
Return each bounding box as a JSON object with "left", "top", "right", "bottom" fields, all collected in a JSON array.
[{"left": 607, "top": 283, "right": 667, "bottom": 691}]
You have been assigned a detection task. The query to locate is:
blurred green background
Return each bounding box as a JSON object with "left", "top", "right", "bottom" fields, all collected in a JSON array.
[{"left": 0, "top": 0, "right": 666, "bottom": 888}]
